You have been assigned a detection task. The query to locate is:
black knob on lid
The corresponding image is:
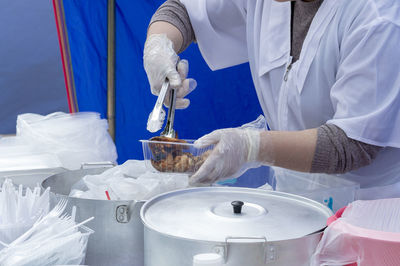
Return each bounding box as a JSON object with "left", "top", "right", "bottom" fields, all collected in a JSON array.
[{"left": 231, "top": 201, "right": 244, "bottom": 214}]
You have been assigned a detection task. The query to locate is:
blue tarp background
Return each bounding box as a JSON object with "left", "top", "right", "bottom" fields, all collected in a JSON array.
[
  {"left": 0, "top": 0, "right": 68, "bottom": 133},
  {"left": 63, "top": 0, "right": 264, "bottom": 167}
]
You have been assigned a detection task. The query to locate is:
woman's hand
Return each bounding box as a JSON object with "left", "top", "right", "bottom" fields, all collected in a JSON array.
[
  {"left": 144, "top": 33, "right": 196, "bottom": 109},
  {"left": 190, "top": 128, "right": 261, "bottom": 185},
  {"left": 190, "top": 127, "right": 318, "bottom": 185}
]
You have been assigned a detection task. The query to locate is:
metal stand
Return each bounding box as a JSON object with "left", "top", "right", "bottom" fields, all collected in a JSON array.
[{"left": 107, "top": 0, "right": 116, "bottom": 141}]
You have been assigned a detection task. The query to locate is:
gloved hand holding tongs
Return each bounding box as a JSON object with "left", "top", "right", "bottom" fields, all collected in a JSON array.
[{"left": 144, "top": 34, "right": 197, "bottom": 110}]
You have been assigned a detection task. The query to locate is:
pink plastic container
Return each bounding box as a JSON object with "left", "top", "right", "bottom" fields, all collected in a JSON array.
[{"left": 313, "top": 205, "right": 400, "bottom": 266}]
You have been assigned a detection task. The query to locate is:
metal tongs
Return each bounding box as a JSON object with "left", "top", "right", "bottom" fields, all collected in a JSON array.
[
  {"left": 146, "top": 80, "right": 177, "bottom": 138},
  {"left": 161, "top": 87, "right": 177, "bottom": 138}
]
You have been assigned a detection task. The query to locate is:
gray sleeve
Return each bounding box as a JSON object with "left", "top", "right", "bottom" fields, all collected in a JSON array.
[
  {"left": 150, "top": 0, "right": 195, "bottom": 54},
  {"left": 311, "top": 124, "right": 382, "bottom": 174}
]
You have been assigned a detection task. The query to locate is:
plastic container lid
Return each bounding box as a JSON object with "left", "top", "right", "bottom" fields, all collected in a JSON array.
[
  {"left": 141, "top": 187, "right": 333, "bottom": 242},
  {"left": 193, "top": 253, "right": 223, "bottom": 266}
]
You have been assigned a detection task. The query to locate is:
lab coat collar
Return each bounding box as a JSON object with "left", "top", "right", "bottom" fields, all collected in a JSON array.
[
  {"left": 296, "top": 0, "right": 341, "bottom": 94},
  {"left": 258, "top": 0, "right": 341, "bottom": 94},
  {"left": 258, "top": 0, "right": 291, "bottom": 77}
]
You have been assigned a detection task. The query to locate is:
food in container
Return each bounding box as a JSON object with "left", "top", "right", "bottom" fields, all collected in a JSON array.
[{"left": 140, "top": 137, "right": 213, "bottom": 173}]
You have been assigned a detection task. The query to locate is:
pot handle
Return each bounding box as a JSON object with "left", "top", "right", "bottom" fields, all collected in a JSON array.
[
  {"left": 116, "top": 205, "right": 129, "bottom": 223},
  {"left": 214, "top": 236, "right": 276, "bottom": 264},
  {"left": 115, "top": 201, "right": 143, "bottom": 223}
]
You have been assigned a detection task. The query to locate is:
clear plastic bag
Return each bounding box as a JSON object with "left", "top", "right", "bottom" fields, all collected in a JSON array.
[
  {"left": 272, "top": 167, "right": 359, "bottom": 212},
  {"left": 311, "top": 199, "right": 400, "bottom": 266},
  {"left": 69, "top": 160, "right": 189, "bottom": 200},
  {"left": 15, "top": 112, "right": 117, "bottom": 170},
  {"left": 341, "top": 199, "right": 400, "bottom": 232},
  {"left": 0, "top": 136, "right": 62, "bottom": 173}
]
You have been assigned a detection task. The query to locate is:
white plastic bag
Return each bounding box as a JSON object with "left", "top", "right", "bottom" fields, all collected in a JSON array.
[
  {"left": 69, "top": 160, "right": 189, "bottom": 200},
  {"left": 15, "top": 112, "right": 117, "bottom": 169},
  {"left": 0, "top": 136, "right": 62, "bottom": 173}
]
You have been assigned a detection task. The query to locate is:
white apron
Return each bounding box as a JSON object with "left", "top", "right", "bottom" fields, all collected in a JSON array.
[{"left": 181, "top": 0, "right": 400, "bottom": 201}]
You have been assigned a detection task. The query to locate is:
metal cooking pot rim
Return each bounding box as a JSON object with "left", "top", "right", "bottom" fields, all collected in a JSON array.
[
  {"left": 41, "top": 166, "right": 147, "bottom": 203},
  {"left": 141, "top": 187, "right": 332, "bottom": 243}
]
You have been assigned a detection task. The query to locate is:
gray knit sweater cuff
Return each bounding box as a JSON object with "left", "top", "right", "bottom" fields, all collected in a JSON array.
[
  {"left": 150, "top": 0, "right": 195, "bottom": 54},
  {"left": 311, "top": 124, "right": 382, "bottom": 174}
]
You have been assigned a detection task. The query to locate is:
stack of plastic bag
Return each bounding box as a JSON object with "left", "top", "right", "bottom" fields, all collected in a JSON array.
[
  {"left": 70, "top": 160, "right": 189, "bottom": 200},
  {"left": 16, "top": 112, "right": 117, "bottom": 170},
  {"left": 0, "top": 136, "right": 62, "bottom": 173},
  {"left": 0, "top": 179, "right": 50, "bottom": 246},
  {"left": 0, "top": 198, "right": 93, "bottom": 266},
  {"left": 311, "top": 198, "right": 400, "bottom": 266}
]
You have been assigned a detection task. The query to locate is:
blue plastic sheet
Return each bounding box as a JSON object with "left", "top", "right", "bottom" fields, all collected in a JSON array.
[
  {"left": 219, "top": 166, "right": 274, "bottom": 189},
  {"left": 62, "top": 0, "right": 263, "bottom": 165},
  {"left": 0, "top": 0, "right": 68, "bottom": 133}
]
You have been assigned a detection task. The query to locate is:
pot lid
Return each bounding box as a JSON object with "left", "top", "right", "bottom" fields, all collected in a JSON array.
[{"left": 141, "top": 187, "right": 332, "bottom": 242}]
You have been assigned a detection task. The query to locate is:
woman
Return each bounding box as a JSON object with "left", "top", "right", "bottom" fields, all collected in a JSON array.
[{"left": 143, "top": 0, "right": 400, "bottom": 200}]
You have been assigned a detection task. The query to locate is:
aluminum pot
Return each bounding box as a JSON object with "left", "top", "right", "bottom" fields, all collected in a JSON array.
[
  {"left": 141, "top": 187, "right": 333, "bottom": 266},
  {"left": 42, "top": 166, "right": 145, "bottom": 266},
  {"left": 0, "top": 167, "right": 65, "bottom": 188}
]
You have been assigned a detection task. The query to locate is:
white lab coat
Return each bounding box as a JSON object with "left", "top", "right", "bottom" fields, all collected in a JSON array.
[{"left": 181, "top": 0, "right": 400, "bottom": 199}]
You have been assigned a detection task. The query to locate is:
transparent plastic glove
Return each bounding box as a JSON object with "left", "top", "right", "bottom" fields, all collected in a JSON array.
[
  {"left": 191, "top": 128, "right": 261, "bottom": 185},
  {"left": 143, "top": 34, "right": 196, "bottom": 109}
]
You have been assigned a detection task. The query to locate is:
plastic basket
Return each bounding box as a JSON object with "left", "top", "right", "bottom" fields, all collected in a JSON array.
[{"left": 74, "top": 225, "right": 93, "bottom": 265}]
